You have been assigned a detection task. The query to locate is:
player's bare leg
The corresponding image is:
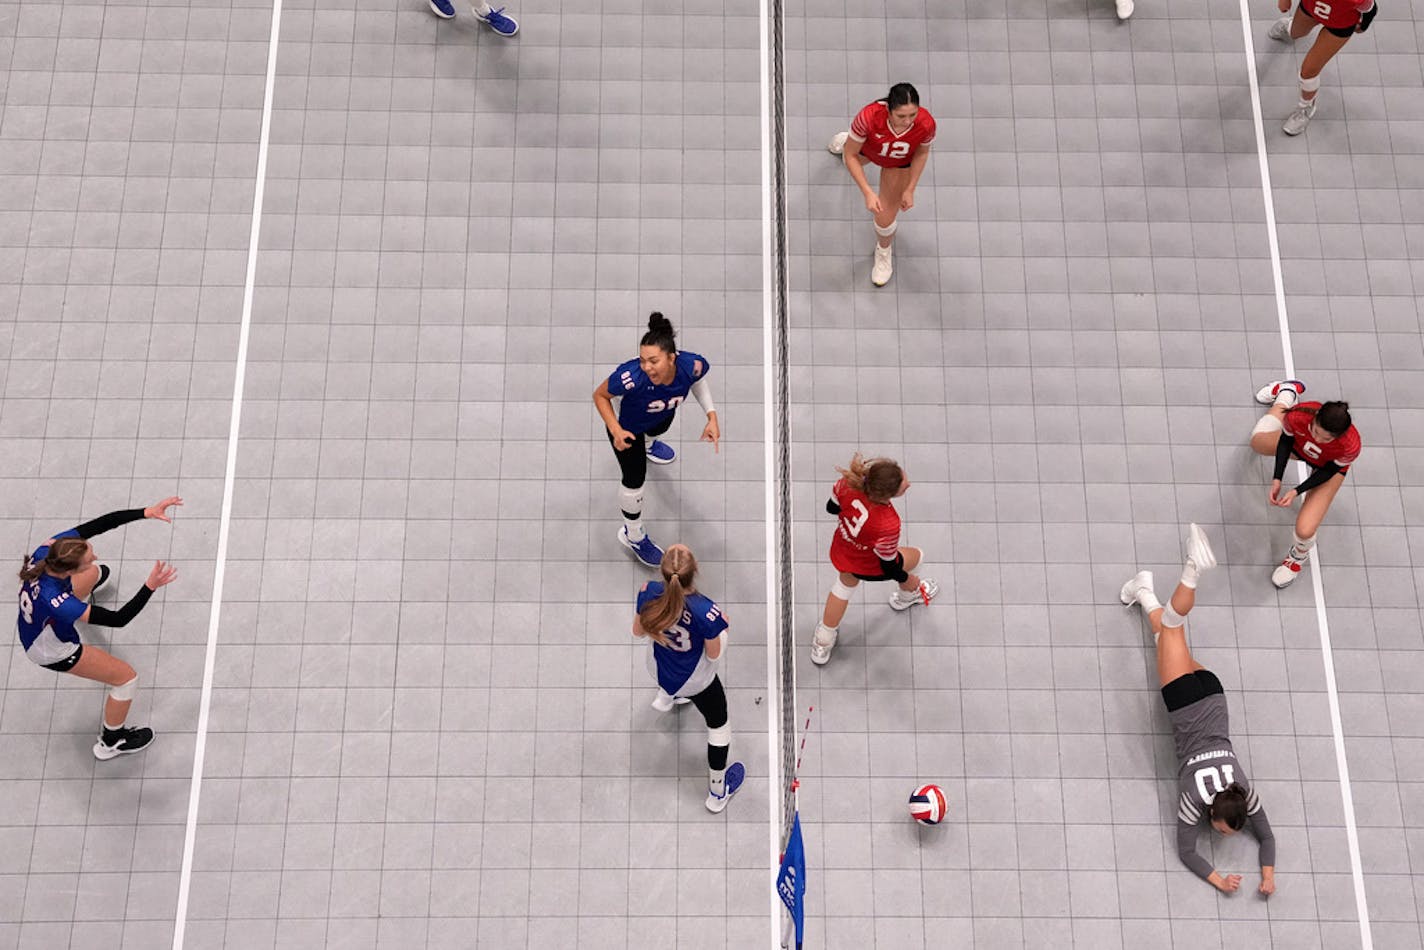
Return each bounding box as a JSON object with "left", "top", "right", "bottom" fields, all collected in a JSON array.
[
  {"left": 871, "top": 166, "right": 911, "bottom": 286},
  {"left": 1273, "top": 473, "right": 1343, "bottom": 587},
  {"left": 1285, "top": 28, "right": 1351, "bottom": 135},
  {"left": 1249, "top": 379, "right": 1304, "bottom": 456},
  {"left": 812, "top": 573, "right": 860, "bottom": 665},
  {"left": 1121, "top": 524, "right": 1216, "bottom": 683}
]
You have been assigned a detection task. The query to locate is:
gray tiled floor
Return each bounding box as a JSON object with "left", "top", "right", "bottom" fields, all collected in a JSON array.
[{"left": 2, "top": 0, "right": 1422, "bottom": 947}]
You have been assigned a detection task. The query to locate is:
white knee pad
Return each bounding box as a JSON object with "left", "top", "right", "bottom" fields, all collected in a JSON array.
[
  {"left": 829, "top": 579, "right": 857, "bottom": 602},
  {"left": 874, "top": 219, "right": 898, "bottom": 239},
  {"left": 1252, "top": 414, "right": 1283, "bottom": 436},
  {"left": 108, "top": 676, "right": 137, "bottom": 702},
  {"left": 1161, "top": 606, "right": 1186, "bottom": 630},
  {"left": 707, "top": 723, "right": 731, "bottom": 748},
  {"left": 1299, "top": 74, "right": 1321, "bottom": 94},
  {"left": 619, "top": 485, "right": 644, "bottom": 515}
]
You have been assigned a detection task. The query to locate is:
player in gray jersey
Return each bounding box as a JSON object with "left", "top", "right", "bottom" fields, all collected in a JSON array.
[{"left": 1121, "top": 524, "right": 1277, "bottom": 896}]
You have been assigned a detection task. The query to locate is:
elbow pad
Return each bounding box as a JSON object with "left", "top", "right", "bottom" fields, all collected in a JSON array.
[{"left": 826, "top": 498, "right": 841, "bottom": 516}]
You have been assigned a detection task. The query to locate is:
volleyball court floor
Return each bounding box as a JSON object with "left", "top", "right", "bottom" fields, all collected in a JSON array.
[{"left": 0, "top": 0, "right": 1421, "bottom": 946}]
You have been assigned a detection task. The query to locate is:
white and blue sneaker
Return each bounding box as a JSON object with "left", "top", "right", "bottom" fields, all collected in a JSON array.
[
  {"left": 428, "top": 0, "right": 456, "bottom": 17},
  {"left": 706, "top": 762, "right": 746, "bottom": 813},
  {"left": 475, "top": 4, "right": 519, "bottom": 35},
  {"left": 619, "top": 526, "right": 664, "bottom": 568},
  {"left": 646, "top": 440, "right": 675, "bottom": 465}
]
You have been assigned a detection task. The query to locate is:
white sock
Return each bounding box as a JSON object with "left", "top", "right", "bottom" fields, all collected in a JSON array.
[
  {"left": 709, "top": 768, "right": 726, "bottom": 796},
  {"left": 1290, "top": 532, "right": 1316, "bottom": 561},
  {"left": 1180, "top": 561, "right": 1201, "bottom": 590},
  {"left": 1137, "top": 590, "right": 1163, "bottom": 613},
  {"left": 1273, "top": 388, "right": 1296, "bottom": 408},
  {"left": 624, "top": 518, "right": 645, "bottom": 542},
  {"left": 474, "top": 1, "right": 493, "bottom": 14}
]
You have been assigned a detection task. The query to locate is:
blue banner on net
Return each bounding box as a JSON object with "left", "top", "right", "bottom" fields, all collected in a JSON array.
[{"left": 777, "top": 812, "right": 806, "bottom": 948}]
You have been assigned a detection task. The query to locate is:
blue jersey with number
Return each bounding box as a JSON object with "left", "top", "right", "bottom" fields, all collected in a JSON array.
[
  {"left": 607, "top": 351, "right": 709, "bottom": 435},
  {"left": 636, "top": 582, "right": 728, "bottom": 694},
  {"left": 17, "top": 529, "right": 87, "bottom": 664}
]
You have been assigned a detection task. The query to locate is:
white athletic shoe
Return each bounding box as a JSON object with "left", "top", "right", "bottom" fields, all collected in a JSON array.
[
  {"left": 889, "top": 578, "right": 939, "bottom": 611},
  {"left": 705, "top": 762, "right": 745, "bottom": 814},
  {"left": 1119, "top": 570, "right": 1154, "bottom": 606},
  {"left": 1271, "top": 551, "right": 1309, "bottom": 588},
  {"left": 1268, "top": 15, "right": 1293, "bottom": 41},
  {"left": 871, "top": 244, "right": 893, "bottom": 286},
  {"left": 1185, "top": 523, "right": 1217, "bottom": 573},
  {"left": 810, "top": 624, "right": 838, "bottom": 666},
  {"left": 1283, "top": 100, "right": 1317, "bottom": 136},
  {"left": 650, "top": 689, "right": 691, "bottom": 712},
  {"left": 1254, "top": 379, "right": 1305, "bottom": 407},
  {"left": 1115, "top": 0, "right": 1134, "bottom": 19},
  {"left": 828, "top": 131, "right": 849, "bottom": 155}
]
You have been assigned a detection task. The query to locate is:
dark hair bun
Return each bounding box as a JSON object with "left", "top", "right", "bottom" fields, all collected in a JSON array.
[{"left": 648, "top": 311, "right": 670, "bottom": 331}]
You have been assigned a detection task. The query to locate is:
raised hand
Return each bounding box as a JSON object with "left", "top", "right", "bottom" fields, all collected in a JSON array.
[
  {"left": 145, "top": 560, "right": 179, "bottom": 590},
  {"left": 145, "top": 496, "right": 184, "bottom": 522}
]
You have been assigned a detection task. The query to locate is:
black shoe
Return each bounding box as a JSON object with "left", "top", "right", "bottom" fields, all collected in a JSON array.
[
  {"left": 90, "top": 564, "right": 111, "bottom": 598},
  {"left": 93, "top": 726, "right": 154, "bottom": 761}
]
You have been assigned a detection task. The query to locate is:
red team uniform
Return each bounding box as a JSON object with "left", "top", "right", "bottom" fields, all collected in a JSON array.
[
  {"left": 829, "top": 478, "right": 902, "bottom": 576},
  {"left": 1300, "top": 0, "right": 1373, "bottom": 30},
  {"left": 849, "top": 101, "right": 937, "bottom": 169},
  {"left": 1283, "top": 402, "right": 1361, "bottom": 471}
]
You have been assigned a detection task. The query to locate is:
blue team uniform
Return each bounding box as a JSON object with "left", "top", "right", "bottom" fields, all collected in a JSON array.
[
  {"left": 607, "top": 351, "right": 710, "bottom": 435},
  {"left": 17, "top": 529, "right": 87, "bottom": 665},
  {"left": 636, "top": 581, "right": 729, "bottom": 696}
]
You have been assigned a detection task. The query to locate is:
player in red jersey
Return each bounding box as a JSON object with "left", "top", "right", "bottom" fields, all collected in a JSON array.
[
  {"left": 810, "top": 454, "right": 938, "bottom": 665},
  {"left": 1267, "top": 0, "right": 1378, "bottom": 135},
  {"left": 827, "top": 83, "right": 935, "bottom": 287},
  {"left": 1250, "top": 380, "right": 1361, "bottom": 588}
]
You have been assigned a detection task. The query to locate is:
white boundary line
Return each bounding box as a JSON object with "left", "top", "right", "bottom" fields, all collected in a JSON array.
[
  {"left": 170, "top": 0, "right": 283, "bottom": 945},
  {"left": 1235, "top": 6, "right": 1372, "bottom": 945},
  {"left": 758, "top": 0, "right": 787, "bottom": 944}
]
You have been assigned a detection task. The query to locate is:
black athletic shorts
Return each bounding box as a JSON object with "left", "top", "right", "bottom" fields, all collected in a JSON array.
[
  {"left": 1302, "top": 4, "right": 1358, "bottom": 38},
  {"left": 1161, "top": 668, "right": 1224, "bottom": 713},
  {"left": 41, "top": 644, "right": 84, "bottom": 672},
  {"left": 851, "top": 552, "right": 905, "bottom": 582}
]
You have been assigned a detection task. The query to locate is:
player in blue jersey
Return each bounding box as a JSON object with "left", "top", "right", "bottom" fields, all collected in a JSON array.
[
  {"left": 16, "top": 498, "right": 182, "bottom": 760},
  {"left": 1121, "top": 524, "right": 1277, "bottom": 896},
  {"left": 593, "top": 312, "right": 720, "bottom": 567},
  {"left": 634, "top": 544, "right": 745, "bottom": 813}
]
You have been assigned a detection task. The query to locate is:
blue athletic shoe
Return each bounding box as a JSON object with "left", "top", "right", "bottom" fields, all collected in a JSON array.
[
  {"left": 646, "top": 439, "right": 676, "bottom": 465},
  {"left": 474, "top": 4, "right": 519, "bottom": 35},
  {"left": 706, "top": 762, "right": 745, "bottom": 813},
  {"left": 428, "top": 0, "right": 456, "bottom": 18},
  {"left": 619, "top": 527, "right": 664, "bottom": 568}
]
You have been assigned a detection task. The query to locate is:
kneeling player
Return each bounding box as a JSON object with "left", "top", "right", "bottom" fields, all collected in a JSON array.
[
  {"left": 1250, "top": 380, "right": 1360, "bottom": 588},
  {"left": 1121, "top": 524, "right": 1277, "bottom": 896}
]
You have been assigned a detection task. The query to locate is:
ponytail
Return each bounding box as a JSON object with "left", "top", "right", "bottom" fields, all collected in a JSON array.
[
  {"left": 636, "top": 545, "right": 699, "bottom": 646},
  {"left": 835, "top": 452, "right": 904, "bottom": 504},
  {"left": 18, "top": 537, "right": 89, "bottom": 584}
]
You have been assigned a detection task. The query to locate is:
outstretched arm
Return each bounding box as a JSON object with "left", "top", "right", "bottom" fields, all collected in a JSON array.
[
  {"left": 1178, "top": 819, "right": 1241, "bottom": 892},
  {"left": 71, "top": 497, "right": 182, "bottom": 539},
  {"left": 1248, "top": 800, "right": 1277, "bottom": 896}
]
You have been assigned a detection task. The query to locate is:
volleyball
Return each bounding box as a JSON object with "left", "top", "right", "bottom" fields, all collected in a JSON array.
[{"left": 908, "top": 784, "right": 947, "bottom": 825}]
